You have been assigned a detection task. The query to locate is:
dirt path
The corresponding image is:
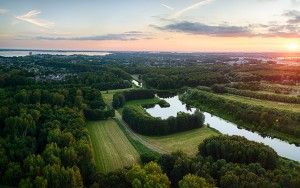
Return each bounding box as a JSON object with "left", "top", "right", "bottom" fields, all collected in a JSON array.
[{"left": 114, "top": 111, "right": 168, "bottom": 154}]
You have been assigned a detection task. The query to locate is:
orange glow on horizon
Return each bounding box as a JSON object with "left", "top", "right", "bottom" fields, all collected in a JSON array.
[{"left": 1, "top": 34, "right": 299, "bottom": 52}]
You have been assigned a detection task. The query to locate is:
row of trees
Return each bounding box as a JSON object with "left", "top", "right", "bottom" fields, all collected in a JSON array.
[
  {"left": 226, "top": 87, "right": 300, "bottom": 104},
  {"left": 199, "top": 135, "right": 278, "bottom": 169},
  {"left": 182, "top": 89, "right": 300, "bottom": 138},
  {"left": 142, "top": 65, "right": 229, "bottom": 89},
  {"left": 92, "top": 161, "right": 215, "bottom": 188},
  {"left": 9, "top": 87, "right": 115, "bottom": 121},
  {"left": 112, "top": 89, "right": 155, "bottom": 108},
  {"left": 122, "top": 105, "right": 205, "bottom": 135}
]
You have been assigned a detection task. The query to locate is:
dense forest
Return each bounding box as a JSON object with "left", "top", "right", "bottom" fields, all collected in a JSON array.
[
  {"left": 0, "top": 53, "right": 300, "bottom": 187},
  {"left": 0, "top": 55, "right": 133, "bottom": 187}
]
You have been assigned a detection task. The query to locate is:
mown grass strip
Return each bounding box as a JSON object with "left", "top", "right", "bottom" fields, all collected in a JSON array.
[{"left": 87, "top": 119, "right": 140, "bottom": 173}]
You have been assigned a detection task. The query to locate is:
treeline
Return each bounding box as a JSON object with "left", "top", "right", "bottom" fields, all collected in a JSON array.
[
  {"left": 82, "top": 89, "right": 115, "bottom": 121},
  {"left": 226, "top": 87, "right": 300, "bottom": 104},
  {"left": 182, "top": 89, "right": 300, "bottom": 138},
  {"left": 199, "top": 135, "right": 278, "bottom": 169},
  {"left": 122, "top": 105, "right": 205, "bottom": 135},
  {"left": 0, "top": 56, "right": 133, "bottom": 91},
  {"left": 68, "top": 68, "right": 132, "bottom": 90},
  {"left": 95, "top": 136, "right": 300, "bottom": 188},
  {"left": 5, "top": 87, "right": 114, "bottom": 121},
  {"left": 112, "top": 89, "right": 155, "bottom": 108},
  {"left": 142, "top": 65, "right": 230, "bottom": 89}
]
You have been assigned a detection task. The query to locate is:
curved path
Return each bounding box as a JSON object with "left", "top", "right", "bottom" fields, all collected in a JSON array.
[{"left": 114, "top": 111, "right": 168, "bottom": 154}]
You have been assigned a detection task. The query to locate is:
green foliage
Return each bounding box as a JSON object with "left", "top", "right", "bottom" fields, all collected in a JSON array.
[
  {"left": 211, "top": 84, "right": 227, "bottom": 94},
  {"left": 112, "top": 89, "right": 155, "bottom": 109},
  {"left": 122, "top": 105, "right": 205, "bottom": 135},
  {"left": 156, "top": 149, "right": 300, "bottom": 188},
  {"left": 199, "top": 135, "right": 279, "bottom": 169},
  {"left": 179, "top": 174, "right": 215, "bottom": 188},
  {"left": 126, "top": 162, "right": 171, "bottom": 188},
  {"left": 182, "top": 89, "right": 300, "bottom": 138},
  {"left": 226, "top": 87, "right": 300, "bottom": 104},
  {"left": 158, "top": 99, "right": 170, "bottom": 107}
]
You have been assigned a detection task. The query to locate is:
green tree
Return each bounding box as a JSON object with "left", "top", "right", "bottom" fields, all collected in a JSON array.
[
  {"left": 126, "top": 162, "right": 171, "bottom": 188},
  {"left": 179, "top": 174, "right": 215, "bottom": 188}
]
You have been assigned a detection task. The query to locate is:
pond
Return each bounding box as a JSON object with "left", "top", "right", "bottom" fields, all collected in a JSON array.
[
  {"left": 145, "top": 95, "right": 300, "bottom": 162},
  {"left": 132, "top": 79, "right": 142, "bottom": 87}
]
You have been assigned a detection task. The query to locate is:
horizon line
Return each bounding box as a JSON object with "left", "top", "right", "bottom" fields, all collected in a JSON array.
[{"left": 0, "top": 48, "right": 300, "bottom": 54}]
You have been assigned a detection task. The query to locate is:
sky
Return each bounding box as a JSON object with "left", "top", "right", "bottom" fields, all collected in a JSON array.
[{"left": 0, "top": 0, "right": 300, "bottom": 52}]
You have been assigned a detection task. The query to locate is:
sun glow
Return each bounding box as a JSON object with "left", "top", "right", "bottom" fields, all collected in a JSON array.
[{"left": 287, "top": 43, "right": 299, "bottom": 51}]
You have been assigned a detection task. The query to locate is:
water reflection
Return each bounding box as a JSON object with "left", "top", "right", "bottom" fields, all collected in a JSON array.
[
  {"left": 145, "top": 95, "right": 300, "bottom": 162},
  {"left": 132, "top": 80, "right": 142, "bottom": 87}
]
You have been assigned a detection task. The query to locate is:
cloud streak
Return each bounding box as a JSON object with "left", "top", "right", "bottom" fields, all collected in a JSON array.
[
  {"left": 152, "top": 20, "right": 300, "bottom": 38},
  {"left": 152, "top": 21, "right": 252, "bottom": 37},
  {"left": 161, "top": 3, "right": 174, "bottom": 10},
  {"left": 30, "top": 31, "right": 153, "bottom": 41},
  {"left": 172, "top": 0, "right": 215, "bottom": 19},
  {"left": 16, "top": 10, "right": 54, "bottom": 28}
]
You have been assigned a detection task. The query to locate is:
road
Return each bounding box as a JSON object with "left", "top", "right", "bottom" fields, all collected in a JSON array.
[{"left": 114, "top": 110, "right": 168, "bottom": 154}]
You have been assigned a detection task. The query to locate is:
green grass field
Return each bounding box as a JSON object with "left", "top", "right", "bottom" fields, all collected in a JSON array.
[
  {"left": 87, "top": 119, "right": 140, "bottom": 173},
  {"left": 222, "top": 94, "right": 300, "bottom": 113},
  {"left": 142, "top": 127, "right": 220, "bottom": 156}
]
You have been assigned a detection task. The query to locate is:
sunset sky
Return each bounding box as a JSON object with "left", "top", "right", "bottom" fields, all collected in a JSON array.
[{"left": 0, "top": 0, "right": 300, "bottom": 52}]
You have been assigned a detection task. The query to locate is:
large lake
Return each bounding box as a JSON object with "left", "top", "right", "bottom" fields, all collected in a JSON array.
[
  {"left": 0, "top": 50, "right": 111, "bottom": 57},
  {"left": 145, "top": 95, "right": 300, "bottom": 162}
]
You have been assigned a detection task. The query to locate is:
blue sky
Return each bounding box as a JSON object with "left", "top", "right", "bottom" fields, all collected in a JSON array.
[{"left": 0, "top": 0, "right": 300, "bottom": 51}]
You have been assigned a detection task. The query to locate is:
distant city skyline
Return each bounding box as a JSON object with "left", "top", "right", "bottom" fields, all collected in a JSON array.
[{"left": 0, "top": 0, "right": 300, "bottom": 52}]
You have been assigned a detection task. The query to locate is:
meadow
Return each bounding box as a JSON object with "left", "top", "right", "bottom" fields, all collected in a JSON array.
[
  {"left": 87, "top": 119, "right": 140, "bottom": 173},
  {"left": 142, "top": 127, "right": 219, "bottom": 156}
]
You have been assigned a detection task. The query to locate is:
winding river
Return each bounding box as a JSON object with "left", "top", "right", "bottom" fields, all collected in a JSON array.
[{"left": 145, "top": 95, "right": 300, "bottom": 162}]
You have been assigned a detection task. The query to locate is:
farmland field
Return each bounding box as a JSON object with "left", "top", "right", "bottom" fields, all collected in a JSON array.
[
  {"left": 142, "top": 127, "right": 220, "bottom": 156},
  {"left": 87, "top": 119, "right": 140, "bottom": 173}
]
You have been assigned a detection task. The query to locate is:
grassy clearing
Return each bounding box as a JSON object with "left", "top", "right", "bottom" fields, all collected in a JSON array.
[
  {"left": 222, "top": 94, "right": 300, "bottom": 113},
  {"left": 87, "top": 119, "right": 140, "bottom": 173},
  {"left": 101, "top": 88, "right": 132, "bottom": 105},
  {"left": 142, "top": 127, "right": 220, "bottom": 156}
]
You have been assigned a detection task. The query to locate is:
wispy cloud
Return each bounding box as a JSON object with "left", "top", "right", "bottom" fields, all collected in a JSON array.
[
  {"left": 16, "top": 10, "right": 54, "bottom": 28},
  {"left": 152, "top": 19, "right": 300, "bottom": 38},
  {"left": 25, "top": 31, "right": 153, "bottom": 41},
  {"left": 152, "top": 21, "right": 252, "bottom": 37},
  {"left": 161, "top": 3, "right": 174, "bottom": 10},
  {"left": 284, "top": 10, "right": 300, "bottom": 24},
  {"left": 172, "top": 0, "right": 215, "bottom": 19}
]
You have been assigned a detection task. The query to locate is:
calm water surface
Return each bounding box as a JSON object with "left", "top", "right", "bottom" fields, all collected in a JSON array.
[
  {"left": 145, "top": 95, "right": 300, "bottom": 162},
  {"left": 132, "top": 80, "right": 142, "bottom": 87}
]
